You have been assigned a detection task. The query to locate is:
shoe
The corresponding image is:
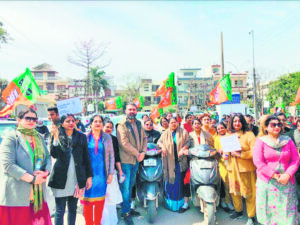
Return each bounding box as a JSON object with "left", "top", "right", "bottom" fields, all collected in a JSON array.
[
  {"left": 178, "top": 206, "right": 190, "bottom": 213},
  {"left": 130, "top": 209, "right": 141, "bottom": 217},
  {"left": 230, "top": 211, "right": 243, "bottom": 219},
  {"left": 123, "top": 213, "right": 134, "bottom": 225},
  {"left": 227, "top": 202, "right": 235, "bottom": 211},
  {"left": 246, "top": 217, "right": 256, "bottom": 225}
]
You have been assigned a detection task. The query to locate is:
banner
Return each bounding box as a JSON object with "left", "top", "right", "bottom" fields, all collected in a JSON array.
[
  {"left": 0, "top": 68, "right": 41, "bottom": 116},
  {"left": 105, "top": 96, "right": 122, "bottom": 110}
]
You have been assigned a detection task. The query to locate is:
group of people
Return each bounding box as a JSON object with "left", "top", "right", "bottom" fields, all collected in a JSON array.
[{"left": 0, "top": 103, "right": 300, "bottom": 225}]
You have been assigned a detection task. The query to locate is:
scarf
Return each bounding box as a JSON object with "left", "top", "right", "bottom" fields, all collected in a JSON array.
[
  {"left": 259, "top": 135, "right": 291, "bottom": 151},
  {"left": 160, "top": 127, "right": 189, "bottom": 184},
  {"left": 17, "top": 125, "right": 45, "bottom": 212}
]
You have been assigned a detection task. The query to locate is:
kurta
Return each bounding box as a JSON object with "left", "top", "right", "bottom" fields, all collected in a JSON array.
[{"left": 82, "top": 135, "right": 107, "bottom": 202}]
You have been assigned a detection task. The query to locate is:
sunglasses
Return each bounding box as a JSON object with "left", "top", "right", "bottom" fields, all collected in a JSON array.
[
  {"left": 24, "top": 116, "right": 38, "bottom": 122},
  {"left": 270, "top": 122, "right": 282, "bottom": 128}
]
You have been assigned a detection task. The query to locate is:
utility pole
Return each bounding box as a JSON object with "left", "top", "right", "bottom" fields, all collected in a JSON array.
[
  {"left": 220, "top": 32, "right": 225, "bottom": 77},
  {"left": 249, "top": 30, "right": 258, "bottom": 122}
]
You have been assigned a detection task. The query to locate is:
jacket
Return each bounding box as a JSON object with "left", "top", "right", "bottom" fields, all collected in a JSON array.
[
  {"left": 86, "top": 131, "right": 115, "bottom": 177},
  {"left": 117, "top": 117, "right": 147, "bottom": 165},
  {"left": 253, "top": 137, "right": 300, "bottom": 184},
  {"left": 0, "top": 130, "right": 51, "bottom": 206},
  {"left": 145, "top": 129, "right": 161, "bottom": 144},
  {"left": 48, "top": 129, "right": 93, "bottom": 189}
]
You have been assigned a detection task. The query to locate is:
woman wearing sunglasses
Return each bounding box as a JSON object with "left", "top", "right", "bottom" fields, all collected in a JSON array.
[
  {"left": 48, "top": 114, "right": 93, "bottom": 225},
  {"left": 144, "top": 119, "right": 161, "bottom": 144},
  {"left": 0, "top": 107, "right": 52, "bottom": 225},
  {"left": 253, "top": 115, "right": 300, "bottom": 225}
]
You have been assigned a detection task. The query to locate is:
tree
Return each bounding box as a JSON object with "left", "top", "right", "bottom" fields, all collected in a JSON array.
[
  {"left": 121, "top": 75, "right": 141, "bottom": 104},
  {"left": 68, "top": 40, "right": 109, "bottom": 114},
  {"left": 267, "top": 72, "right": 300, "bottom": 107},
  {"left": 90, "top": 66, "right": 108, "bottom": 112},
  {"left": 0, "top": 22, "right": 11, "bottom": 48}
]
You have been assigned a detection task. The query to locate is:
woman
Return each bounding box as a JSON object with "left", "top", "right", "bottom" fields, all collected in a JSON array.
[
  {"left": 160, "top": 116, "right": 169, "bottom": 133},
  {"left": 48, "top": 114, "right": 93, "bottom": 225},
  {"left": 0, "top": 107, "right": 52, "bottom": 225},
  {"left": 144, "top": 119, "right": 161, "bottom": 144},
  {"left": 199, "top": 113, "right": 217, "bottom": 136},
  {"left": 213, "top": 122, "right": 234, "bottom": 213},
  {"left": 101, "top": 119, "right": 123, "bottom": 225},
  {"left": 159, "top": 117, "right": 190, "bottom": 212},
  {"left": 81, "top": 115, "right": 114, "bottom": 225},
  {"left": 253, "top": 115, "right": 300, "bottom": 224},
  {"left": 226, "top": 114, "right": 256, "bottom": 225}
]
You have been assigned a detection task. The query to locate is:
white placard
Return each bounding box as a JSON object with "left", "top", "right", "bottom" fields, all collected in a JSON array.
[
  {"left": 220, "top": 135, "right": 242, "bottom": 152},
  {"left": 56, "top": 97, "right": 83, "bottom": 116}
]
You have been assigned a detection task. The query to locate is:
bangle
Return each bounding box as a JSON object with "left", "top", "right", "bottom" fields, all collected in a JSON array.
[{"left": 30, "top": 176, "right": 36, "bottom": 184}]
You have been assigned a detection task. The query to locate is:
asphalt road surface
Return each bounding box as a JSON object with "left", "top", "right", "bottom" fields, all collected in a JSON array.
[{"left": 53, "top": 202, "right": 250, "bottom": 225}]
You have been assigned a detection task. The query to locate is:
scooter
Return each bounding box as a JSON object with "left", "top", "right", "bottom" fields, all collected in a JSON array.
[
  {"left": 189, "top": 144, "right": 220, "bottom": 225},
  {"left": 136, "top": 143, "right": 163, "bottom": 223}
]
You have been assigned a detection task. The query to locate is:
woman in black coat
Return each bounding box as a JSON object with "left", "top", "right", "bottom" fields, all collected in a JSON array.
[{"left": 48, "top": 114, "right": 93, "bottom": 225}]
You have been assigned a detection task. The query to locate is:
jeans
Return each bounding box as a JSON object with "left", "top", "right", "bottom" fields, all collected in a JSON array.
[
  {"left": 120, "top": 163, "right": 139, "bottom": 214},
  {"left": 55, "top": 196, "right": 78, "bottom": 225}
]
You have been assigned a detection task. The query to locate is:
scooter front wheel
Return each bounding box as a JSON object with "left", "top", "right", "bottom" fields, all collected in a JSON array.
[
  {"left": 147, "top": 199, "right": 156, "bottom": 223},
  {"left": 205, "top": 202, "right": 215, "bottom": 225}
]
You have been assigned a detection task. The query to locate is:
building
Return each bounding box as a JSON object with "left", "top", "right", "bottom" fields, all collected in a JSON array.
[
  {"left": 140, "top": 78, "right": 161, "bottom": 111},
  {"left": 31, "top": 63, "right": 69, "bottom": 101},
  {"left": 208, "top": 65, "right": 248, "bottom": 101},
  {"left": 177, "top": 68, "right": 213, "bottom": 111}
]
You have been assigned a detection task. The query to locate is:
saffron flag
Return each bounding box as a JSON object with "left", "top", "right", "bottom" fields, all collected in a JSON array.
[
  {"left": 208, "top": 73, "right": 232, "bottom": 106},
  {"left": 0, "top": 68, "right": 41, "bottom": 116},
  {"left": 105, "top": 96, "right": 123, "bottom": 110},
  {"left": 155, "top": 78, "right": 167, "bottom": 97},
  {"left": 133, "top": 96, "right": 144, "bottom": 108},
  {"left": 150, "top": 105, "right": 163, "bottom": 121},
  {"left": 158, "top": 87, "right": 172, "bottom": 108},
  {"left": 291, "top": 86, "right": 300, "bottom": 106},
  {"left": 155, "top": 72, "right": 175, "bottom": 97}
]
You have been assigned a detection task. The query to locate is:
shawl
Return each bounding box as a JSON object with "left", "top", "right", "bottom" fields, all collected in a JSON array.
[
  {"left": 259, "top": 135, "right": 291, "bottom": 151},
  {"left": 17, "top": 125, "right": 45, "bottom": 212},
  {"left": 160, "top": 127, "right": 189, "bottom": 184}
]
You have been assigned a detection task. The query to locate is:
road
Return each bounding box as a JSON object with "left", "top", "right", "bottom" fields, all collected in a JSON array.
[{"left": 53, "top": 202, "right": 250, "bottom": 225}]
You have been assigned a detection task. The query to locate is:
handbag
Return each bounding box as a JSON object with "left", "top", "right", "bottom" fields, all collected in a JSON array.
[{"left": 105, "top": 170, "right": 123, "bottom": 205}]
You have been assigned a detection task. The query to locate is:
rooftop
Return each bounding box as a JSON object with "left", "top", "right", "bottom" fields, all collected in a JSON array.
[{"left": 32, "top": 63, "right": 57, "bottom": 72}]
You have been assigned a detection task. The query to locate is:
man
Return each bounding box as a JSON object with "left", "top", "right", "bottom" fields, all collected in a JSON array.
[
  {"left": 245, "top": 114, "right": 259, "bottom": 136},
  {"left": 274, "top": 112, "right": 291, "bottom": 134},
  {"left": 75, "top": 117, "right": 86, "bottom": 132},
  {"left": 117, "top": 104, "right": 147, "bottom": 225},
  {"left": 35, "top": 119, "right": 50, "bottom": 138},
  {"left": 183, "top": 114, "right": 193, "bottom": 133},
  {"left": 215, "top": 112, "right": 220, "bottom": 123},
  {"left": 47, "top": 106, "right": 60, "bottom": 126}
]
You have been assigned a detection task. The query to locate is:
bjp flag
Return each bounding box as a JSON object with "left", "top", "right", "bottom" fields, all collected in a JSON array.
[
  {"left": 158, "top": 87, "right": 172, "bottom": 108},
  {"left": 291, "top": 86, "right": 300, "bottom": 106}
]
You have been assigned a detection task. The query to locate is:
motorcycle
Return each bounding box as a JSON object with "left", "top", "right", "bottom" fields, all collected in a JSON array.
[
  {"left": 189, "top": 144, "right": 220, "bottom": 225},
  {"left": 136, "top": 143, "right": 163, "bottom": 223}
]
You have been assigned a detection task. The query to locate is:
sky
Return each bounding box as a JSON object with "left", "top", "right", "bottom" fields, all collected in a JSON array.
[{"left": 0, "top": 1, "right": 300, "bottom": 87}]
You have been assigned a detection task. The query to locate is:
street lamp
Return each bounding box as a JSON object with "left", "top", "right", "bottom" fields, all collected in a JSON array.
[{"left": 249, "top": 30, "right": 258, "bottom": 121}]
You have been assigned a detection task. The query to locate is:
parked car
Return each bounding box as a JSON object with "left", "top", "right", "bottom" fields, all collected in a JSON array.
[{"left": 0, "top": 120, "right": 17, "bottom": 144}]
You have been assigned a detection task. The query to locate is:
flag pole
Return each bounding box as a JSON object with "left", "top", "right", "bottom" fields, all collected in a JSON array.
[{"left": 220, "top": 32, "right": 224, "bottom": 78}]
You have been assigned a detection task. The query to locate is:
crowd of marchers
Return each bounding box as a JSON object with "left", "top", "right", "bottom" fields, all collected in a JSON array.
[{"left": 0, "top": 103, "right": 300, "bottom": 225}]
